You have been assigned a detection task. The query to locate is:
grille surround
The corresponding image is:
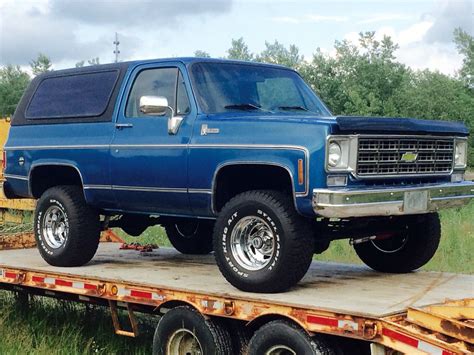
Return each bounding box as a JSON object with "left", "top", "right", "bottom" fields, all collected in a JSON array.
[{"left": 356, "top": 135, "right": 455, "bottom": 178}]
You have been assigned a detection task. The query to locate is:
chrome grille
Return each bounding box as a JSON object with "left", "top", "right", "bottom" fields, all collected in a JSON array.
[{"left": 357, "top": 137, "right": 454, "bottom": 177}]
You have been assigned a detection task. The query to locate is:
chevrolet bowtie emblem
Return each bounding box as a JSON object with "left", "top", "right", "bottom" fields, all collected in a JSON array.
[{"left": 400, "top": 152, "right": 418, "bottom": 163}]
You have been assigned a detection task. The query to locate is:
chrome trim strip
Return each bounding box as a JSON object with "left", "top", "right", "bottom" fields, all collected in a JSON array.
[
  {"left": 5, "top": 145, "right": 110, "bottom": 151},
  {"left": 312, "top": 181, "right": 474, "bottom": 218},
  {"left": 84, "top": 185, "right": 213, "bottom": 194},
  {"left": 188, "top": 189, "right": 213, "bottom": 194},
  {"left": 112, "top": 185, "right": 187, "bottom": 193},
  {"left": 3, "top": 174, "right": 29, "bottom": 181},
  {"left": 83, "top": 185, "right": 112, "bottom": 190}
]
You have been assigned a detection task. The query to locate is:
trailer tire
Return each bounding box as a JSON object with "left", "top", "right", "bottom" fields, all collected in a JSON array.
[
  {"left": 354, "top": 213, "right": 441, "bottom": 273},
  {"left": 34, "top": 185, "right": 100, "bottom": 266},
  {"left": 164, "top": 220, "right": 214, "bottom": 254},
  {"left": 153, "top": 305, "right": 232, "bottom": 355},
  {"left": 213, "top": 190, "right": 314, "bottom": 293},
  {"left": 228, "top": 320, "right": 251, "bottom": 355},
  {"left": 248, "top": 320, "right": 336, "bottom": 355}
]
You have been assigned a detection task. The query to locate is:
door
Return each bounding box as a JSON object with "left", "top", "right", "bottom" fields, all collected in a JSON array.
[{"left": 110, "top": 62, "right": 195, "bottom": 215}]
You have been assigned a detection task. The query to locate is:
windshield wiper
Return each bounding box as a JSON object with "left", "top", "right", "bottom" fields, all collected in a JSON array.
[
  {"left": 277, "top": 105, "right": 309, "bottom": 112},
  {"left": 224, "top": 103, "right": 264, "bottom": 111}
]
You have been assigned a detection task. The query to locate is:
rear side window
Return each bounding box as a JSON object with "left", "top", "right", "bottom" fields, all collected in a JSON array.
[{"left": 26, "top": 70, "right": 119, "bottom": 119}]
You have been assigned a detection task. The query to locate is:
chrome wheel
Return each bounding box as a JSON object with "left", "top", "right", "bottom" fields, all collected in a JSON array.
[
  {"left": 42, "top": 205, "right": 69, "bottom": 249},
  {"left": 230, "top": 216, "right": 275, "bottom": 271},
  {"left": 266, "top": 345, "right": 296, "bottom": 355},
  {"left": 167, "top": 328, "right": 203, "bottom": 355}
]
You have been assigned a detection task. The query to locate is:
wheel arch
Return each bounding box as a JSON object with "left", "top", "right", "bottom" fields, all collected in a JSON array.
[
  {"left": 28, "top": 162, "right": 85, "bottom": 199},
  {"left": 212, "top": 161, "right": 298, "bottom": 213}
]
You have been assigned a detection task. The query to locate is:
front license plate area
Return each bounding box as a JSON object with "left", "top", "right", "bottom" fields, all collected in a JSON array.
[{"left": 403, "top": 190, "right": 428, "bottom": 213}]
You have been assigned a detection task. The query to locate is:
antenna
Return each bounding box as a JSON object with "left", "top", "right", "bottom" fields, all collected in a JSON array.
[{"left": 113, "top": 32, "right": 120, "bottom": 63}]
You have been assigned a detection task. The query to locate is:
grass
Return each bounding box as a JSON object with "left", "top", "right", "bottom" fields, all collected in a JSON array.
[
  {"left": 0, "top": 293, "right": 155, "bottom": 354},
  {"left": 0, "top": 202, "right": 472, "bottom": 353}
]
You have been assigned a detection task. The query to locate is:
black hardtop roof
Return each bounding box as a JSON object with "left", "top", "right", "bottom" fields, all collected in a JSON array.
[{"left": 36, "top": 57, "right": 294, "bottom": 78}]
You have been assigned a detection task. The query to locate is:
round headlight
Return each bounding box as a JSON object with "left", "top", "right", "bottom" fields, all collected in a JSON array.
[{"left": 328, "top": 142, "right": 342, "bottom": 167}]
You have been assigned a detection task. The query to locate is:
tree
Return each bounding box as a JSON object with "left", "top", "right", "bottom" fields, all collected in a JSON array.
[
  {"left": 0, "top": 65, "right": 30, "bottom": 116},
  {"left": 194, "top": 50, "right": 211, "bottom": 58},
  {"left": 30, "top": 53, "right": 52, "bottom": 76},
  {"left": 301, "top": 33, "right": 407, "bottom": 117},
  {"left": 227, "top": 38, "right": 253, "bottom": 61},
  {"left": 75, "top": 61, "right": 85, "bottom": 68},
  {"left": 454, "top": 28, "right": 474, "bottom": 87},
  {"left": 256, "top": 40, "right": 303, "bottom": 68}
]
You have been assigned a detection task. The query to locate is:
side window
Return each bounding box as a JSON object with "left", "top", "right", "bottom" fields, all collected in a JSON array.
[
  {"left": 125, "top": 67, "right": 178, "bottom": 117},
  {"left": 176, "top": 71, "right": 191, "bottom": 115}
]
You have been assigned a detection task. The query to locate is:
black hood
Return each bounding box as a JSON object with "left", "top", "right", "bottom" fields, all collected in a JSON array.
[{"left": 335, "top": 116, "right": 469, "bottom": 136}]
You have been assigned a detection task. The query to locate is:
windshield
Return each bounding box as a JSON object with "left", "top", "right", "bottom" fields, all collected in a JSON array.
[{"left": 189, "top": 62, "right": 331, "bottom": 116}]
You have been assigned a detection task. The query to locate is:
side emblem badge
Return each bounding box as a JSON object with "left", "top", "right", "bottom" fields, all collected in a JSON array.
[{"left": 201, "top": 124, "right": 220, "bottom": 136}]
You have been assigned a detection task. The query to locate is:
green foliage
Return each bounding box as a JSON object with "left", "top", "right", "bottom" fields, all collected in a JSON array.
[
  {"left": 0, "top": 65, "right": 30, "bottom": 116},
  {"left": 454, "top": 28, "right": 474, "bottom": 87},
  {"left": 256, "top": 40, "right": 303, "bottom": 68},
  {"left": 30, "top": 53, "right": 52, "bottom": 76},
  {"left": 227, "top": 37, "right": 253, "bottom": 61},
  {"left": 194, "top": 50, "right": 211, "bottom": 58}
]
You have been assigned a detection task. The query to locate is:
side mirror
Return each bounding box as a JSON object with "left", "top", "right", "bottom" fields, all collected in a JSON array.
[
  {"left": 139, "top": 95, "right": 183, "bottom": 135},
  {"left": 139, "top": 96, "right": 169, "bottom": 116}
]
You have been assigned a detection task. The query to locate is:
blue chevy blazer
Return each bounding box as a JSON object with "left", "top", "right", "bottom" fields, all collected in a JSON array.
[{"left": 3, "top": 58, "right": 474, "bottom": 292}]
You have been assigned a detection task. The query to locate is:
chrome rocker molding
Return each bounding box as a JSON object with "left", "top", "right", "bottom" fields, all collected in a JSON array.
[{"left": 313, "top": 181, "right": 474, "bottom": 218}]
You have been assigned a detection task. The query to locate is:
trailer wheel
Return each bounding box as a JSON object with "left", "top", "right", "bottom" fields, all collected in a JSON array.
[
  {"left": 354, "top": 213, "right": 441, "bottom": 273},
  {"left": 213, "top": 190, "right": 314, "bottom": 293},
  {"left": 164, "top": 220, "right": 214, "bottom": 254},
  {"left": 153, "top": 306, "right": 232, "bottom": 355},
  {"left": 248, "top": 320, "right": 336, "bottom": 355},
  {"left": 34, "top": 185, "right": 100, "bottom": 266}
]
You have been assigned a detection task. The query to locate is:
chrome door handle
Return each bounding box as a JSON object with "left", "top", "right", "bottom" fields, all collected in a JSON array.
[{"left": 115, "top": 123, "right": 133, "bottom": 129}]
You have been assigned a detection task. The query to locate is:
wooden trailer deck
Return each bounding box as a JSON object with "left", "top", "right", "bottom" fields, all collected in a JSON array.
[{"left": 1, "top": 243, "right": 472, "bottom": 318}]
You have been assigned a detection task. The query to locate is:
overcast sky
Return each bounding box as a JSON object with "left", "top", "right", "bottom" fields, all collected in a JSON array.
[{"left": 0, "top": 0, "right": 472, "bottom": 75}]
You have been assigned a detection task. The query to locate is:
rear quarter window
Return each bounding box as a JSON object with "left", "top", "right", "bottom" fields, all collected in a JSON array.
[{"left": 25, "top": 70, "right": 119, "bottom": 119}]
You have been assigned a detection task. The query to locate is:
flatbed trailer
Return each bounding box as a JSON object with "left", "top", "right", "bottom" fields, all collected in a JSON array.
[{"left": 0, "top": 238, "right": 473, "bottom": 354}]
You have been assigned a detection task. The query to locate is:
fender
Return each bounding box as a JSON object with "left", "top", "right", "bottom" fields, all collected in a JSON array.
[{"left": 211, "top": 160, "right": 300, "bottom": 214}]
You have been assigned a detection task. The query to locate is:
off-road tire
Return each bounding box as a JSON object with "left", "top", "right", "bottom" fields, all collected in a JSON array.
[
  {"left": 213, "top": 190, "right": 315, "bottom": 293},
  {"left": 34, "top": 185, "right": 100, "bottom": 266},
  {"left": 153, "top": 306, "right": 232, "bottom": 355},
  {"left": 354, "top": 213, "right": 441, "bottom": 273},
  {"left": 248, "top": 320, "right": 336, "bottom": 355},
  {"left": 164, "top": 219, "right": 214, "bottom": 254}
]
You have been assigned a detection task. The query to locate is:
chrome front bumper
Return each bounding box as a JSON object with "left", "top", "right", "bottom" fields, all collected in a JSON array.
[{"left": 313, "top": 181, "right": 474, "bottom": 218}]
